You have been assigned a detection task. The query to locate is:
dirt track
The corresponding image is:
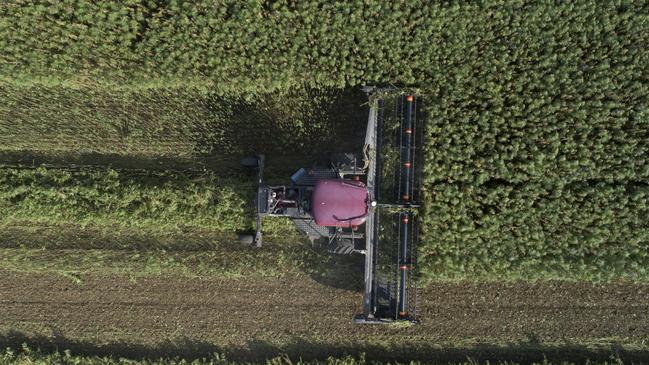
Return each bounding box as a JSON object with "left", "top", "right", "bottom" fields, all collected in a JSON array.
[{"left": 1, "top": 270, "right": 648, "bottom": 362}]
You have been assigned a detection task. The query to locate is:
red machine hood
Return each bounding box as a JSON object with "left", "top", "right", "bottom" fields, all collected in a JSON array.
[{"left": 312, "top": 179, "right": 369, "bottom": 227}]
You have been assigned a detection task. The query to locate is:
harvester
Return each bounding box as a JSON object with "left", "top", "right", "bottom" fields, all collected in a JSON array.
[{"left": 241, "top": 87, "right": 424, "bottom": 323}]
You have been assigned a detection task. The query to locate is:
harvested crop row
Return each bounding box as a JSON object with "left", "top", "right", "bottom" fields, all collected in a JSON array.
[
  {"left": 0, "top": 83, "right": 366, "bottom": 165},
  {"left": 1, "top": 271, "right": 648, "bottom": 363},
  {"left": 3, "top": 166, "right": 647, "bottom": 282},
  {"left": 0, "top": 346, "right": 641, "bottom": 365},
  {"left": 0, "top": 167, "right": 251, "bottom": 234},
  {"left": 0, "top": 247, "right": 298, "bottom": 279},
  {"left": 0, "top": 84, "right": 217, "bottom": 158}
]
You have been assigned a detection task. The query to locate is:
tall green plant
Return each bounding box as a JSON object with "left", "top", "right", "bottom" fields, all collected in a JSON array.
[{"left": 3, "top": 1, "right": 646, "bottom": 94}]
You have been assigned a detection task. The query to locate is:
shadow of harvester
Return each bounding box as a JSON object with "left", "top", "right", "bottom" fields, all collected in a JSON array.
[
  {"left": 0, "top": 87, "right": 368, "bottom": 175},
  {"left": 1, "top": 329, "right": 647, "bottom": 364}
]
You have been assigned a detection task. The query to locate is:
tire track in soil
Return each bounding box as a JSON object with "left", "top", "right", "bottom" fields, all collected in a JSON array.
[{"left": 1, "top": 270, "right": 648, "bottom": 360}]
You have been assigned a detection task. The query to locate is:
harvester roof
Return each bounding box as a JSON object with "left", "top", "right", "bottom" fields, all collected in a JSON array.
[{"left": 312, "top": 179, "right": 368, "bottom": 227}]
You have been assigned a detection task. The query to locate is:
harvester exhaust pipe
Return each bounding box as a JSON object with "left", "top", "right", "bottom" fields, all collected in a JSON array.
[{"left": 399, "top": 95, "right": 414, "bottom": 318}]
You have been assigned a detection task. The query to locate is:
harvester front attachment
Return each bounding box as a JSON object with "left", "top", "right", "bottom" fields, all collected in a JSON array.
[{"left": 355, "top": 89, "right": 424, "bottom": 324}]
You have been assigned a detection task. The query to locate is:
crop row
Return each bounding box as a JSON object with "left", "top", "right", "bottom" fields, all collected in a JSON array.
[
  {"left": 407, "top": 0, "right": 648, "bottom": 282},
  {"left": 0, "top": 167, "right": 251, "bottom": 233},
  {"left": 420, "top": 181, "right": 649, "bottom": 282},
  {"left": 2, "top": 2, "right": 646, "bottom": 93},
  {"left": 0, "top": 166, "right": 359, "bottom": 279}
]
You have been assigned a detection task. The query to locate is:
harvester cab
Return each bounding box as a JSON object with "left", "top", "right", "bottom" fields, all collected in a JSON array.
[{"left": 241, "top": 87, "right": 424, "bottom": 323}]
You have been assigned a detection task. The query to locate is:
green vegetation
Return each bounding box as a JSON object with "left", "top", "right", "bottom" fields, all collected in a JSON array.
[
  {"left": 0, "top": 248, "right": 294, "bottom": 281},
  {"left": 418, "top": 1, "right": 648, "bottom": 281},
  {"left": 4, "top": 2, "right": 644, "bottom": 94},
  {"left": 2, "top": 0, "right": 425, "bottom": 92},
  {"left": 0, "top": 84, "right": 217, "bottom": 159},
  {"left": 1, "top": 1, "right": 647, "bottom": 282},
  {"left": 0, "top": 167, "right": 250, "bottom": 234},
  {"left": 420, "top": 182, "right": 649, "bottom": 281}
]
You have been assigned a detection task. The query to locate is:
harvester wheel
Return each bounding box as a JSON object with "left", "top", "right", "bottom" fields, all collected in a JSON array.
[
  {"left": 237, "top": 234, "right": 255, "bottom": 245},
  {"left": 240, "top": 157, "right": 258, "bottom": 168}
]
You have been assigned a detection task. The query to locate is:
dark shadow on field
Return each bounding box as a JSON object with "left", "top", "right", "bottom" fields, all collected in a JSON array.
[
  {"left": 0, "top": 151, "right": 206, "bottom": 172},
  {"left": 0, "top": 223, "right": 236, "bottom": 251},
  {"left": 1, "top": 329, "right": 647, "bottom": 364},
  {"left": 0, "top": 87, "right": 368, "bottom": 175},
  {"left": 200, "top": 87, "right": 367, "bottom": 175},
  {"left": 299, "top": 242, "right": 365, "bottom": 291}
]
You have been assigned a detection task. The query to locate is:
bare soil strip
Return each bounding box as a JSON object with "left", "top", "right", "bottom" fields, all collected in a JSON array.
[{"left": 0, "top": 271, "right": 648, "bottom": 363}]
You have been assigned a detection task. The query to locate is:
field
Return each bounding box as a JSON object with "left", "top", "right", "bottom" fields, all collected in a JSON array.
[
  {"left": 1, "top": 1, "right": 649, "bottom": 364},
  {"left": 2, "top": 270, "right": 649, "bottom": 364}
]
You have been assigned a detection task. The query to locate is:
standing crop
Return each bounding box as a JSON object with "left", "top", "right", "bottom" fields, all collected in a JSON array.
[
  {"left": 3, "top": 1, "right": 644, "bottom": 94},
  {"left": 418, "top": 1, "right": 649, "bottom": 282}
]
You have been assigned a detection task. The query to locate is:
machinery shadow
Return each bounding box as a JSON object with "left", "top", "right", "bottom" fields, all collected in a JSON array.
[
  {"left": 200, "top": 87, "right": 368, "bottom": 175},
  {"left": 0, "top": 87, "right": 368, "bottom": 176},
  {"left": 2, "top": 329, "right": 648, "bottom": 364},
  {"left": 300, "top": 241, "right": 365, "bottom": 292}
]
